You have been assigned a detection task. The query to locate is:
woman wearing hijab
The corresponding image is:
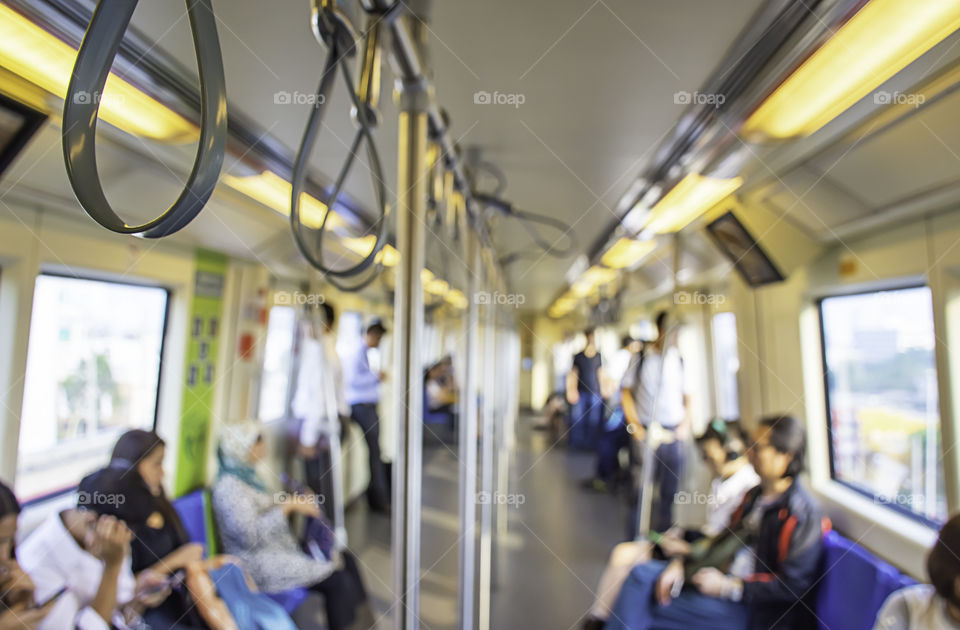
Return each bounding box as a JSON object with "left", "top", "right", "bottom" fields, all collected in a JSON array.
[
  {"left": 211, "top": 421, "right": 368, "bottom": 630},
  {"left": 80, "top": 429, "right": 296, "bottom": 630}
]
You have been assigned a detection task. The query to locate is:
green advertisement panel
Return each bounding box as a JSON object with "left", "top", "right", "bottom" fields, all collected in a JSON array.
[{"left": 174, "top": 250, "right": 227, "bottom": 495}]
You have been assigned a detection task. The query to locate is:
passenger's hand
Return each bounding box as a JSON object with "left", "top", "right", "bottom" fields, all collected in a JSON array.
[
  {"left": 654, "top": 559, "right": 684, "bottom": 606},
  {"left": 0, "top": 560, "right": 36, "bottom": 609},
  {"left": 628, "top": 423, "right": 646, "bottom": 443},
  {"left": 90, "top": 515, "right": 131, "bottom": 566},
  {"left": 173, "top": 543, "right": 205, "bottom": 567},
  {"left": 658, "top": 534, "right": 691, "bottom": 558},
  {"left": 691, "top": 568, "right": 737, "bottom": 599},
  {"left": 135, "top": 569, "right": 171, "bottom": 607},
  {"left": 0, "top": 598, "right": 60, "bottom": 630},
  {"left": 378, "top": 371, "right": 388, "bottom": 381},
  {"left": 281, "top": 494, "right": 322, "bottom": 519},
  {"left": 298, "top": 443, "right": 317, "bottom": 459}
]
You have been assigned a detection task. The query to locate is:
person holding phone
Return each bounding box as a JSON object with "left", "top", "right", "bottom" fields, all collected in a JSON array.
[
  {"left": 212, "top": 421, "right": 370, "bottom": 630},
  {"left": 603, "top": 416, "right": 824, "bottom": 630},
  {"left": 17, "top": 500, "right": 141, "bottom": 630},
  {"left": 81, "top": 429, "right": 297, "bottom": 630}
]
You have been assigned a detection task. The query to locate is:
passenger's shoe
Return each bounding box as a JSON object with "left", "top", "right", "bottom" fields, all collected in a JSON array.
[
  {"left": 579, "top": 478, "right": 609, "bottom": 493},
  {"left": 581, "top": 616, "right": 606, "bottom": 630}
]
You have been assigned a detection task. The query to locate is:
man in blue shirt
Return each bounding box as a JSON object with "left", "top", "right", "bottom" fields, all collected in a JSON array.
[{"left": 344, "top": 318, "right": 390, "bottom": 514}]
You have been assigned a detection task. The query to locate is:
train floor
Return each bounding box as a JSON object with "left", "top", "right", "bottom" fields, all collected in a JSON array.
[{"left": 340, "top": 414, "right": 627, "bottom": 630}]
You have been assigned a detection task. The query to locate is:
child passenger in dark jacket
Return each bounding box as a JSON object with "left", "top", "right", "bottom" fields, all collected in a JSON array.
[{"left": 602, "top": 415, "right": 826, "bottom": 630}]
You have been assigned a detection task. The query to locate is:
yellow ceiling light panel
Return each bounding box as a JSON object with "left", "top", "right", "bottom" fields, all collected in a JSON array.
[
  {"left": 375, "top": 244, "right": 399, "bottom": 267},
  {"left": 580, "top": 265, "right": 619, "bottom": 287},
  {"left": 425, "top": 276, "right": 449, "bottom": 295},
  {"left": 0, "top": 4, "right": 196, "bottom": 142},
  {"left": 222, "top": 171, "right": 345, "bottom": 230},
  {"left": 743, "top": 0, "right": 960, "bottom": 139},
  {"left": 643, "top": 173, "right": 742, "bottom": 235},
  {"left": 601, "top": 238, "right": 657, "bottom": 269},
  {"left": 341, "top": 234, "right": 377, "bottom": 256},
  {"left": 0, "top": 67, "right": 49, "bottom": 111},
  {"left": 445, "top": 288, "right": 468, "bottom": 309}
]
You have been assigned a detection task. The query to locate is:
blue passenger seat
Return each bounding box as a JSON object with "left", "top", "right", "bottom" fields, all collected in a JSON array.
[
  {"left": 172, "top": 489, "right": 311, "bottom": 615},
  {"left": 816, "top": 530, "right": 916, "bottom": 630}
]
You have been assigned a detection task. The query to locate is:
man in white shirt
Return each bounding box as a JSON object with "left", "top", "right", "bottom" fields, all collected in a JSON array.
[
  {"left": 296, "top": 302, "right": 351, "bottom": 512},
  {"left": 620, "top": 311, "right": 690, "bottom": 534},
  {"left": 17, "top": 508, "right": 138, "bottom": 630}
]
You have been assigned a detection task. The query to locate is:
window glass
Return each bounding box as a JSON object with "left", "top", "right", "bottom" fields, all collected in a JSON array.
[
  {"left": 17, "top": 274, "right": 168, "bottom": 500},
  {"left": 820, "top": 286, "right": 946, "bottom": 523},
  {"left": 257, "top": 305, "right": 296, "bottom": 423},
  {"left": 712, "top": 312, "right": 740, "bottom": 421}
]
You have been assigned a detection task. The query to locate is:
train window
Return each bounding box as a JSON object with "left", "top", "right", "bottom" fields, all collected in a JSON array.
[
  {"left": 712, "top": 312, "right": 739, "bottom": 420},
  {"left": 819, "top": 286, "right": 946, "bottom": 524},
  {"left": 16, "top": 274, "right": 169, "bottom": 500},
  {"left": 257, "top": 305, "right": 296, "bottom": 423}
]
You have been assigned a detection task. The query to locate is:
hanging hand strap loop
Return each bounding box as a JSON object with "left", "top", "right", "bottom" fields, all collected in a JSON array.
[{"left": 62, "top": 0, "right": 227, "bottom": 238}]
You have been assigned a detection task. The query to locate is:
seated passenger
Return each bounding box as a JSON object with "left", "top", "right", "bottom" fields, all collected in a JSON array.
[
  {"left": 873, "top": 512, "right": 960, "bottom": 629},
  {"left": 211, "top": 422, "right": 369, "bottom": 630},
  {"left": 600, "top": 415, "right": 823, "bottom": 630},
  {"left": 79, "top": 429, "right": 296, "bottom": 630},
  {"left": 582, "top": 419, "right": 759, "bottom": 627},
  {"left": 17, "top": 494, "right": 142, "bottom": 630},
  {"left": 0, "top": 481, "right": 58, "bottom": 630}
]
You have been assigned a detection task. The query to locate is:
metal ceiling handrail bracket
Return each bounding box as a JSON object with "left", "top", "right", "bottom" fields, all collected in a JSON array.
[{"left": 62, "top": 0, "right": 227, "bottom": 238}]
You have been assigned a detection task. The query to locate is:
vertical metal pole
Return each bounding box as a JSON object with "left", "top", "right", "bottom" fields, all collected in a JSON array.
[
  {"left": 392, "top": 76, "right": 429, "bottom": 630},
  {"left": 458, "top": 226, "right": 480, "bottom": 630},
  {"left": 478, "top": 254, "right": 497, "bottom": 630}
]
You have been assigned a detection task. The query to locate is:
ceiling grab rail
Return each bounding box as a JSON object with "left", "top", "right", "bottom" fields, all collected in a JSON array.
[
  {"left": 472, "top": 192, "right": 578, "bottom": 265},
  {"left": 62, "top": 0, "right": 227, "bottom": 238},
  {"left": 289, "top": 0, "right": 397, "bottom": 291}
]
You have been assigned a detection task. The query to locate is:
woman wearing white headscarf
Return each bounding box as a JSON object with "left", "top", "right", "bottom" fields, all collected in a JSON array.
[{"left": 211, "top": 422, "right": 368, "bottom": 630}]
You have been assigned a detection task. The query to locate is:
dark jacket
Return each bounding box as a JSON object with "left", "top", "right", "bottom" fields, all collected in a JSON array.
[{"left": 699, "top": 480, "right": 826, "bottom": 630}]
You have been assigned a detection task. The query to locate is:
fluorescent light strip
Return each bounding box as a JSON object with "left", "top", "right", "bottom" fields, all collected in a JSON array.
[
  {"left": 743, "top": 0, "right": 960, "bottom": 139},
  {"left": 0, "top": 4, "right": 196, "bottom": 142}
]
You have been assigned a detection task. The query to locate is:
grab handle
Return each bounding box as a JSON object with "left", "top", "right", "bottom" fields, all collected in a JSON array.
[{"left": 62, "top": 0, "right": 227, "bottom": 238}]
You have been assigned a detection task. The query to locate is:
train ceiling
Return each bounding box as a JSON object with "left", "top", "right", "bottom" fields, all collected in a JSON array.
[{"left": 3, "top": 1, "right": 960, "bottom": 310}]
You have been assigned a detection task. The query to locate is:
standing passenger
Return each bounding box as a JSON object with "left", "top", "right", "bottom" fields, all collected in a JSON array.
[
  {"left": 296, "top": 302, "right": 350, "bottom": 511},
  {"left": 567, "top": 328, "right": 605, "bottom": 450},
  {"left": 343, "top": 317, "right": 391, "bottom": 514},
  {"left": 621, "top": 311, "right": 689, "bottom": 534},
  {"left": 585, "top": 336, "right": 641, "bottom": 491}
]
